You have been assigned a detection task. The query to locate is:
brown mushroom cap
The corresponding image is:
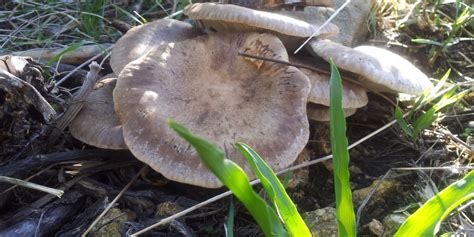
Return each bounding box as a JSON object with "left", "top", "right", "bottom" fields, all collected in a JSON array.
[
  {"left": 110, "top": 19, "right": 202, "bottom": 75},
  {"left": 114, "top": 32, "right": 311, "bottom": 188},
  {"left": 290, "top": 56, "right": 368, "bottom": 109},
  {"left": 69, "top": 74, "right": 127, "bottom": 149},
  {"left": 183, "top": 3, "right": 339, "bottom": 49},
  {"left": 308, "top": 39, "right": 432, "bottom": 95},
  {"left": 307, "top": 103, "right": 357, "bottom": 122}
]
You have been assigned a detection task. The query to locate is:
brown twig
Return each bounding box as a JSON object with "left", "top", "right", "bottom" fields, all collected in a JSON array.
[{"left": 238, "top": 51, "right": 397, "bottom": 107}]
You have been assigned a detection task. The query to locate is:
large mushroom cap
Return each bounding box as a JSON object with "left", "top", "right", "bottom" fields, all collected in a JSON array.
[
  {"left": 183, "top": 3, "right": 339, "bottom": 49},
  {"left": 69, "top": 74, "right": 127, "bottom": 149},
  {"left": 290, "top": 56, "right": 368, "bottom": 109},
  {"left": 110, "top": 19, "right": 202, "bottom": 75},
  {"left": 307, "top": 103, "right": 357, "bottom": 122},
  {"left": 308, "top": 39, "right": 432, "bottom": 95},
  {"left": 114, "top": 32, "right": 311, "bottom": 188}
]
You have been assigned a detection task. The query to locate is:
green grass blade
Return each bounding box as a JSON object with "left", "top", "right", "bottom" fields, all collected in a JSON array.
[
  {"left": 79, "top": 0, "right": 106, "bottom": 40},
  {"left": 425, "top": 69, "right": 450, "bottom": 103},
  {"left": 329, "top": 60, "right": 356, "bottom": 237},
  {"left": 46, "top": 40, "right": 87, "bottom": 66},
  {"left": 412, "top": 87, "right": 466, "bottom": 137},
  {"left": 168, "top": 120, "right": 288, "bottom": 237},
  {"left": 411, "top": 38, "right": 444, "bottom": 46},
  {"left": 235, "top": 143, "right": 311, "bottom": 237},
  {"left": 395, "top": 170, "right": 474, "bottom": 237},
  {"left": 395, "top": 103, "right": 414, "bottom": 138},
  {"left": 226, "top": 198, "right": 234, "bottom": 237}
]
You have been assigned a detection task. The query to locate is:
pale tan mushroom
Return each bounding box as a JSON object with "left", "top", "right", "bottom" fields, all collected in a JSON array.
[
  {"left": 223, "top": 0, "right": 335, "bottom": 8},
  {"left": 308, "top": 39, "right": 432, "bottom": 95},
  {"left": 290, "top": 55, "right": 368, "bottom": 109},
  {"left": 69, "top": 74, "right": 127, "bottom": 150},
  {"left": 307, "top": 103, "right": 357, "bottom": 122},
  {"left": 114, "top": 32, "right": 311, "bottom": 188},
  {"left": 183, "top": 3, "right": 339, "bottom": 50},
  {"left": 110, "top": 19, "right": 202, "bottom": 75}
]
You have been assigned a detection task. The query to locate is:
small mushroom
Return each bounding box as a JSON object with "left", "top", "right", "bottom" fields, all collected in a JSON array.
[
  {"left": 308, "top": 39, "right": 432, "bottom": 95},
  {"left": 69, "top": 74, "right": 127, "bottom": 150},
  {"left": 114, "top": 32, "right": 311, "bottom": 188},
  {"left": 183, "top": 3, "right": 339, "bottom": 50},
  {"left": 307, "top": 103, "right": 357, "bottom": 122},
  {"left": 290, "top": 56, "right": 368, "bottom": 109},
  {"left": 110, "top": 19, "right": 203, "bottom": 75}
]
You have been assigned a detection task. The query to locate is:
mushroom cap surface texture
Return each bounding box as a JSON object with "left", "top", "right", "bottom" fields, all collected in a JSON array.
[
  {"left": 114, "top": 32, "right": 311, "bottom": 188},
  {"left": 110, "top": 19, "right": 202, "bottom": 75},
  {"left": 307, "top": 103, "right": 357, "bottom": 122},
  {"left": 69, "top": 75, "right": 127, "bottom": 149},
  {"left": 183, "top": 3, "right": 339, "bottom": 49},
  {"left": 290, "top": 56, "right": 368, "bottom": 109},
  {"left": 308, "top": 39, "right": 432, "bottom": 95}
]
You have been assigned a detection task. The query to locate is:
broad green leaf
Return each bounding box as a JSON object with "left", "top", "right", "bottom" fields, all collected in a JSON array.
[
  {"left": 395, "top": 170, "right": 474, "bottom": 236},
  {"left": 46, "top": 40, "right": 87, "bottom": 66},
  {"left": 329, "top": 60, "right": 356, "bottom": 237},
  {"left": 168, "top": 120, "right": 288, "bottom": 237},
  {"left": 236, "top": 143, "right": 311, "bottom": 237}
]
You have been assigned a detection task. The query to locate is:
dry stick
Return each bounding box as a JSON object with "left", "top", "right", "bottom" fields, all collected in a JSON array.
[
  {"left": 437, "top": 128, "right": 473, "bottom": 152},
  {"left": 0, "top": 163, "right": 57, "bottom": 196},
  {"left": 56, "top": 45, "right": 113, "bottom": 86},
  {"left": 8, "top": 44, "right": 113, "bottom": 65},
  {"left": 239, "top": 51, "right": 329, "bottom": 75},
  {"left": 394, "top": 166, "right": 474, "bottom": 171},
  {"left": 81, "top": 166, "right": 148, "bottom": 237},
  {"left": 46, "top": 61, "right": 101, "bottom": 148},
  {"left": 293, "top": 0, "right": 352, "bottom": 54},
  {"left": 0, "top": 176, "right": 64, "bottom": 197},
  {"left": 238, "top": 52, "right": 397, "bottom": 107}
]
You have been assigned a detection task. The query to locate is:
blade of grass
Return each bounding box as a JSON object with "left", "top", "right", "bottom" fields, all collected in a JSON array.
[
  {"left": 395, "top": 102, "right": 414, "bottom": 138},
  {"left": 79, "top": 0, "right": 106, "bottom": 40},
  {"left": 46, "top": 40, "right": 87, "bottom": 66},
  {"left": 236, "top": 143, "right": 311, "bottom": 237},
  {"left": 329, "top": 60, "right": 356, "bottom": 237},
  {"left": 395, "top": 170, "right": 474, "bottom": 236},
  {"left": 412, "top": 87, "right": 466, "bottom": 137},
  {"left": 225, "top": 198, "right": 234, "bottom": 237},
  {"left": 168, "top": 120, "right": 288, "bottom": 237}
]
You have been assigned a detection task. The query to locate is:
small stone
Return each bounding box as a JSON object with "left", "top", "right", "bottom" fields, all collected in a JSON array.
[
  {"left": 382, "top": 214, "right": 407, "bottom": 237},
  {"left": 277, "top": 0, "right": 374, "bottom": 46},
  {"left": 156, "top": 201, "right": 184, "bottom": 217},
  {"left": 368, "top": 219, "right": 384, "bottom": 236},
  {"left": 352, "top": 179, "right": 401, "bottom": 206},
  {"left": 92, "top": 208, "right": 131, "bottom": 237},
  {"left": 303, "top": 207, "right": 338, "bottom": 237},
  {"left": 287, "top": 148, "right": 311, "bottom": 189}
]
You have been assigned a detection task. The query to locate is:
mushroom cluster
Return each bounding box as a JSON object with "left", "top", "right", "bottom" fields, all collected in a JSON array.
[{"left": 69, "top": 3, "right": 432, "bottom": 188}]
